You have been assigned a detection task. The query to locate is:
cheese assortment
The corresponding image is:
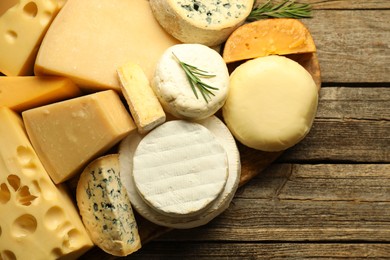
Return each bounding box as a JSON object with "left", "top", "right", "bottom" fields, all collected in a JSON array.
[
  {"left": 0, "top": 0, "right": 321, "bottom": 257},
  {"left": 34, "top": 0, "right": 180, "bottom": 91},
  {"left": 77, "top": 154, "right": 141, "bottom": 256},
  {"left": 0, "top": 107, "right": 93, "bottom": 259},
  {"left": 22, "top": 90, "right": 136, "bottom": 184},
  {"left": 153, "top": 44, "right": 229, "bottom": 120},
  {"left": 223, "top": 55, "right": 318, "bottom": 151},
  {"left": 0, "top": 0, "right": 62, "bottom": 76},
  {"left": 150, "top": 0, "right": 254, "bottom": 46},
  {"left": 117, "top": 62, "right": 166, "bottom": 134},
  {"left": 0, "top": 76, "right": 81, "bottom": 112},
  {"left": 119, "top": 116, "right": 241, "bottom": 228}
]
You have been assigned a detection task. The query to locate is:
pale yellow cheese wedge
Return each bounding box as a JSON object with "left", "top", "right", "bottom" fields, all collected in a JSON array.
[
  {"left": 22, "top": 90, "right": 136, "bottom": 184},
  {"left": 117, "top": 62, "right": 166, "bottom": 134},
  {"left": 34, "top": 0, "right": 180, "bottom": 91},
  {"left": 222, "top": 55, "right": 318, "bottom": 152},
  {"left": 0, "top": 107, "right": 93, "bottom": 259},
  {"left": 0, "top": 76, "right": 81, "bottom": 112},
  {"left": 0, "top": 0, "right": 61, "bottom": 75}
]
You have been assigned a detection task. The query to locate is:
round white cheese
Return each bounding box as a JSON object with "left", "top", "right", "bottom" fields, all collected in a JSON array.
[
  {"left": 222, "top": 55, "right": 318, "bottom": 152},
  {"left": 150, "top": 0, "right": 254, "bottom": 46},
  {"left": 119, "top": 116, "right": 240, "bottom": 228},
  {"left": 132, "top": 120, "right": 228, "bottom": 218},
  {"left": 153, "top": 44, "right": 229, "bottom": 120}
]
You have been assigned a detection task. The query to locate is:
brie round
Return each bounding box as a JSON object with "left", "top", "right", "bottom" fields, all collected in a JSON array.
[{"left": 119, "top": 116, "right": 240, "bottom": 228}]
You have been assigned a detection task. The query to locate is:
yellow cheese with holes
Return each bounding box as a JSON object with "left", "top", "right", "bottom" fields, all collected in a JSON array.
[
  {"left": 117, "top": 62, "right": 166, "bottom": 134},
  {"left": 0, "top": 106, "right": 93, "bottom": 260},
  {"left": 34, "top": 0, "right": 180, "bottom": 91},
  {"left": 0, "top": 0, "right": 62, "bottom": 76},
  {"left": 22, "top": 90, "right": 136, "bottom": 184},
  {"left": 0, "top": 76, "right": 81, "bottom": 112}
]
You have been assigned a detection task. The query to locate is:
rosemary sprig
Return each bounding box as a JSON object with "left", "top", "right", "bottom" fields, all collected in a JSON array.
[
  {"left": 247, "top": 0, "right": 312, "bottom": 21},
  {"left": 172, "top": 52, "right": 218, "bottom": 103}
]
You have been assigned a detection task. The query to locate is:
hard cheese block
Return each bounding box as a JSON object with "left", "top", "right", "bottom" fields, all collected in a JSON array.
[
  {"left": 0, "top": 107, "right": 93, "bottom": 259},
  {"left": 35, "top": 0, "right": 180, "bottom": 91},
  {"left": 0, "top": 76, "right": 81, "bottom": 112},
  {"left": 22, "top": 90, "right": 136, "bottom": 184},
  {"left": 0, "top": 0, "right": 61, "bottom": 76},
  {"left": 77, "top": 154, "right": 141, "bottom": 256}
]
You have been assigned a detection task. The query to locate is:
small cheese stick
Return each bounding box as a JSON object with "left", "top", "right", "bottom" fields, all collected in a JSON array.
[{"left": 117, "top": 62, "right": 166, "bottom": 134}]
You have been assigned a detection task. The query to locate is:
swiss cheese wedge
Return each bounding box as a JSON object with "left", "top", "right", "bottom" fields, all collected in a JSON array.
[{"left": 223, "top": 18, "right": 316, "bottom": 63}]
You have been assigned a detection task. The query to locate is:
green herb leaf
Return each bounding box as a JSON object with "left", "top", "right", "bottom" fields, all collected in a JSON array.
[
  {"left": 248, "top": 0, "right": 312, "bottom": 21},
  {"left": 172, "top": 52, "right": 218, "bottom": 103}
]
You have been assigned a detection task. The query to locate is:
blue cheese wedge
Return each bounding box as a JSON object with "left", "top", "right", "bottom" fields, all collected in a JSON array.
[
  {"left": 76, "top": 154, "right": 141, "bottom": 256},
  {"left": 150, "top": 0, "right": 254, "bottom": 46},
  {"left": 153, "top": 44, "right": 229, "bottom": 120},
  {"left": 119, "top": 116, "right": 240, "bottom": 228},
  {"left": 132, "top": 120, "right": 228, "bottom": 218}
]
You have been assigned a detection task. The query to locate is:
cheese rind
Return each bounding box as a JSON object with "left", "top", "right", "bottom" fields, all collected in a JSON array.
[
  {"left": 0, "top": 76, "right": 81, "bottom": 112},
  {"left": 119, "top": 116, "right": 240, "bottom": 228},
  {"left": 77, "top": 154, "right": 141, "bottom": 256},
  {"left": 117, "top": 62, "right": 166, "bottom": 134},
  {"left": 22, "top": 90, "right": 136, "bottom": 184},
  {"left": 222, "top": 55, "right": 318, "bottom": 151},
  {"left": 153, "top": 44, "right": 229, "bottom": 120},
  {"left": 223, "top": 18, "right": 317, "bottom": 63},
  {"left": 150, "top": 0, "right": 253, "bottom": 46},
  {"left": 0, "top": 107, "right": 93, "bottom": 259},
  {"left": 132, "top": 120, "right": 228, "bottom": 217},
  {"left": 35, "top": 0, "right": 180, "bottom": 91},
  {"left": 0, "top": 0, "right": 61, "bottom": 75}
]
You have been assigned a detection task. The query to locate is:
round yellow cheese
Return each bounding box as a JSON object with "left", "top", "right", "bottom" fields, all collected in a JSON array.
[{"left": 222, "top": 55, "right": 318, "bottom": 152}]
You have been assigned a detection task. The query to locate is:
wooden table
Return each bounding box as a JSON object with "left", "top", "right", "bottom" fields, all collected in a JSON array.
[{"left": 84, "top": 1, "right": 390, "bottom": 258}]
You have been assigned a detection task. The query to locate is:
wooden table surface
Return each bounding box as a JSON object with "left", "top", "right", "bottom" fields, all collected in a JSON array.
[{"left": 83, "top": 0, "right": 390, "bottom": 258}]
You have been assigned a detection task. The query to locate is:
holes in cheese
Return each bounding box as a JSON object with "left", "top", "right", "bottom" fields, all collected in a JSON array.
[
  {"left": 223, "top": 18, "right": 317, "bottom": 63},
  {"left": 222, "top": 55, "right": 318, "bottom": 152},
  {"left": 119, "top": 116, "right": 241, "bottom": 229},
  {"left": 0, "top": 107, "right": 93, "bottom": 259},
  {"left": 0, "top": 0, "right": 61, "bottom": 76}
]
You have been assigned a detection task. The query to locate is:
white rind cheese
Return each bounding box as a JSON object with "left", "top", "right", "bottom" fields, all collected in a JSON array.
[
  {"left": 119, "top": 116, "right": 240, "bottom": 228},
  {"left": 76, "top": 154, "right": 141, "bottom": 256},
  {"left": 132, "top": 120, "right": 228, "bottom": 217},
  {"left": 153, "top": 44, "right": 229, "bottom": 120},
  {"left": 150, "top": 0, "right": 254, "bottom": 46},
  {"left": 222, "top": 55, "right": 318, "bottom": 152}
]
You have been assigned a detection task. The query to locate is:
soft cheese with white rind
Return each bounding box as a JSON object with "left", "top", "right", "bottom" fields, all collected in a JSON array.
[
  {"left": 132, "top": 120, "right": 228, "bottom": 218},
  {"left": 119, "top": 116, "right": 240, "bottom": 228},
  {"left": 77, "top": 154, "right": 141, "bottom": 256},
  {"left": 153, "top": 44, "right": 229, "bottom": 120},
  {"left": 150, "top": 0, "right": 253, "bottom": 46},
  {"left": 222, "top": 55, "right": 318, "bottom": 152}
]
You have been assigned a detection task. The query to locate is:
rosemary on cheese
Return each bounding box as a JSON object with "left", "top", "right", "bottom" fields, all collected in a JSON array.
[
  {"left": 172, "top": 52, "right": 218, "bottom": 103},
  {"left": 247, "top": 0, "right": 312, "bottom": 21}
]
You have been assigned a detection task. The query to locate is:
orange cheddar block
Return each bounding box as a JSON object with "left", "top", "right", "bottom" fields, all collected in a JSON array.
[
  {"left": 0, "top": 76, "right": 81, "bottom": 112},
  {"left": 22, "top": 90, "right": 136, "bottom": 184},
  {"left": 223, "top": 18, "right": 316, "bottom": 63}
]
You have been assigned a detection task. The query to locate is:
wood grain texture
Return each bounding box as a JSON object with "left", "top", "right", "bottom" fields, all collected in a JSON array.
[{"left": 255, "top": 0, "right": 390, "bottom": 9}]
